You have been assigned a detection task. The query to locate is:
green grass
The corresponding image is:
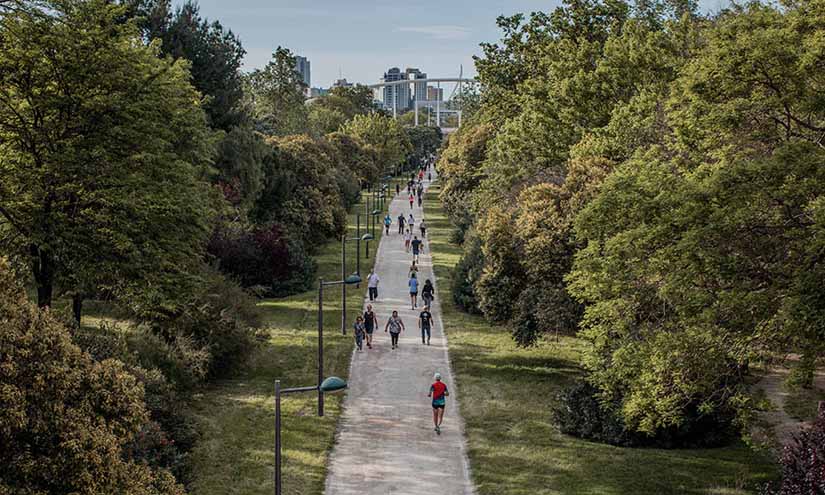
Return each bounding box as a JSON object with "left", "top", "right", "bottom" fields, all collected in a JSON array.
[
  {"left": 784, "top": 385, "right": 825, "bottom": 422},
  {"left": 186, "top": 196, "right": 387, "bottom": 495},
  {"left": 425, "top": 184, "right": 778, "bottom": 495}
]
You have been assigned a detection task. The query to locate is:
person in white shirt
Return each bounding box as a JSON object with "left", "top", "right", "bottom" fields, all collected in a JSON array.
[{"left": 367, "top": 269, "right": 380, "bottom": 301}]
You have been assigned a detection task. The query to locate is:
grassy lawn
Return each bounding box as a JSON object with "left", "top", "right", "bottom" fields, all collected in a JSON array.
[
  {"left": 186, "top": 193, "right": 388, "bottom": 495},
  {"left": 425, "top": 184, "right": 778, "bottom": 495}
]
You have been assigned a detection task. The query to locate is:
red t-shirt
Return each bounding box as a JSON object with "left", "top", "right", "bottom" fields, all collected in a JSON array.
[{"left": 430, "top": 381, "right": 447, "bottom": 400}]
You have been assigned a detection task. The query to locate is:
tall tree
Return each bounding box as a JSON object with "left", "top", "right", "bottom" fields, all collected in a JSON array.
[
  {"left": 246, "top": 46, "right": 309, "bottom": 136},
  {"left": 340, "top": 112, "right": 411, "bottom": 176},
  {"left": 0, "top": 0, "right": 215, "bottom": 314}
]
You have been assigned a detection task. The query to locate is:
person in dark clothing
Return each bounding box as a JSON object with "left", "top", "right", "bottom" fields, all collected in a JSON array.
[
  {"left": 419, "top": 308, "right": 433, "bottom": 345},
  {"left": 421, "top": 279, "right": 434, "bottom": 309},
  {"left": 363, "top": 304, "right": 377, "bottom": 349}
]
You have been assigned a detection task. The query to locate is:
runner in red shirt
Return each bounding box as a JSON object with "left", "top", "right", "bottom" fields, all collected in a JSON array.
[{"left": 428, "top": 372, "right": 450, "bottom": 434}]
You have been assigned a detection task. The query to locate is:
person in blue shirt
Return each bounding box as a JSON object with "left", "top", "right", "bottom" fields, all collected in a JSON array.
[{"left": 408, "top": 272, "right": 419, "bottom": 310}]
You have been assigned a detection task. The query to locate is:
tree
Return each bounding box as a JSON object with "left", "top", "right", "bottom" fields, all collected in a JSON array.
[
  {"left": 246, "top": 46, "right": 308, "bottom": 136},
  {"left": 0, "top": 258, "right": 184, "bottom": 495},
  {"left": 341, "top": 112, "right": 411, "bottom": 177},
  {"left": 0, "top": 0, "right": 215, "bottom": 319}
]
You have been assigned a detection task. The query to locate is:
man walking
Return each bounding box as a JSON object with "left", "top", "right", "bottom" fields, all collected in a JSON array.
[
  {"left": 397, "top": 213, "right": 406, "bottom": 234},
  {"left": 367, "top": 269, "right": 380, "bottom": 302},
  {"left": 411, "top": 235, "right": 423, "bottom": 263},
  {"left": 419, "top": 219, "right": 427, "bottom": 238},
  {"left": 419, "top": 307, "right": 433, "bottom": 345},
  {"left": 428, "top": 372, "right": 449, "bottom": 434},
  {"left": 384, "top": 310, "right": 405, "bottom": 350}
]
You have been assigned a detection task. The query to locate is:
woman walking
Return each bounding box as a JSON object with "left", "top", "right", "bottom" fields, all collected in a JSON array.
[
  {"left": 421, "top": 279, "right": 434, "bottom": 309},
  {"left": 409, "top": 272, "right": 419, "bottom": 309},
  {"left": 384, "top": 310, "right": 405, "bottom": 350},
  {"left": 404, "top": 229, "right": 412, "bottom": 252},
  {"left": 409, "top": 193, "right": 415, "bottom": 209},
  {"left": 363, "top": 304, "right": 377, "bottom": 349},
  {"left": 353, "top": 316, "right": 366, "bottom": 351}
]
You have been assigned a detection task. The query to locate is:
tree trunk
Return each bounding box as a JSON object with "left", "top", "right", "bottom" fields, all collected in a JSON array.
[
  {"left": 72, "top": 294, "right": 83, "bottom": 326},
  {"left": 30, "top": 244, "right": 54, "bottom": 308}
]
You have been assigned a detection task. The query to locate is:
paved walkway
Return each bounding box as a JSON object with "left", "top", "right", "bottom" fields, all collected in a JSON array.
[{"left": 325, "top": 171, "right": 474, "bottom": 495}]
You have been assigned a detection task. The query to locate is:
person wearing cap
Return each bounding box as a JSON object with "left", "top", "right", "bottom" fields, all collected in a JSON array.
[{"left": 428, "top": 372, "right": 449, "bottom": 434}]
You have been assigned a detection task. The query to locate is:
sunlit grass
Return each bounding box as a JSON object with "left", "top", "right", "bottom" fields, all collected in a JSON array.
[
  {"left": 425, "top": 184, "right": 778, "bottom": 495},
  {"left": 187, "top": 192, "right": 388, "bottom": 495}
]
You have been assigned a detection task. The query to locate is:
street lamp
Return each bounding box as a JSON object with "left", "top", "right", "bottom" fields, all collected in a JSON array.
[
  {"left": 317, "top": 271, "right": 360, "bottom": 417},
  {"left": 275, "top": 376, "right": 347, "bottom": 495}
]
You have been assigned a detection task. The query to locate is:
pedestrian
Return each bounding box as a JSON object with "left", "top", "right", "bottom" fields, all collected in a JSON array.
[
  {"left": 397, "top": 213, "right": 406, "bottom": 234},
  {"left": 408, "top": 213, "right": 415, "bottom": 231},
  {"left": 404, "top": 229, "right": 412, "bottom": 252},
  {"left": 428, "top": 372, "right": 449, "bottom": 434},
  {"left": 367, "top": 269, "right": 380, "bottom": 301},
  {"left": 364, "top": 304, "right": 377, "bottom": 349},
  {"left": 409, "top": 260, "right": 419, "bottom": 278},
  {"left": 419, "top": 219, "right": 427, "bottom": 238},
  {"left": 409, "top": 272, "right": 419, "bottom": 309},
  {"left": 419, "top": 307, "right": 433, "bottom": 345},
  {"left": 384, "top": 213, "right": 392, "bottom": 235},
  {"left": 353, "top": 316, "right": 366, "bottom": 351},
  {"left": 396, "top": 183, "right": 400, "bottom": 195},
  {"left": 428, "top": 172, "right": 432, "bottom": 182},
  {"left": 409, "top": 193, "right": 414, "bottom": 209},
  {"left": 384, "top": 310, "right": 405, "bottom": 350},
  {"left": 419, "top": 170, "right": 424, "bottom": 182},
  {"left": 411, "top": 235, "right": 423, "bottom": 263},
  {"left": 421, "top": 279, "right": 434, "bottom": 309},
  {"left": 417, "top": 194, "right": 423, "bottom": 207}
]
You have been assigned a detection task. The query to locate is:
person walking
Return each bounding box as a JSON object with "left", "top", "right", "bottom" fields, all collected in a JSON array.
[
  {"left": 411, "top": 236, "right": 423, "bottom": 263},
  {"left": 409, "top": 193, "right": 415, "bottom": 209},
  {"left": 396, "top": 183, "right": 400, "bottom": 196},
  {"left": 419, "top": 219, "right": 427, "bottom": 238},
  {"left": 428, "top": 171, "right": 432, "bottom": 182},
  {"left": 397, "top": 213, "right": 406, "bottom": 234},
  {"left": 384, "top": 310, "right": 405, "bottom": 350},
  {"left": 408, "top": 213, "right": 415, "bottom": 232},
  {"left": 417, "top": 192, "right": 423, "bottom": 207},
  {"left": 428, "top": 372, "right": 449, "bottom": 434},
  {"left": 384, "top": 213, "right": 392, "bottom": 235},
  {"left": 367, "top": 269, "right": 380, "bottom": 302},
  {"left": 363, "top": 304, "right": 377, "bottom": 349},
  {"left": 421, "top": 279, "right": 434, "bottom": 309},
  {"left": 419, "top": 307, "right": 434, "bottom": 345},
  {"left": 408, "top": 272, "right": 419, "bottom": 309},
  {"left": 409, "top": 260, "right": 419, "bottom": 278},
  {"left": 353, "top": 316, "right": 366, "bottom": 351},
  {"left": 404, "top": 229, "right": 412, "bottom": 252}
]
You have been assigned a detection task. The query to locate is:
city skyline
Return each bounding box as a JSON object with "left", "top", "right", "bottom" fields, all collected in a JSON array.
[{"left": 179, "top": 0, "right": 732, "bottom": 88}]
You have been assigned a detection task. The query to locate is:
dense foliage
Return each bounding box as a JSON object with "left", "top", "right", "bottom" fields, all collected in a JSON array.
[
  {"left": 0, "top": 258, "right": 184, "bottom": 495},
  {"left": 438, "top": 0, "right": 825, "bottom": 444},
  {"left": 762, "top": 406, "right": 825, "bottom": 495}
]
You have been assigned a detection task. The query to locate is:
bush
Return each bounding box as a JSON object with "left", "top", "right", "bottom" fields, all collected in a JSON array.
[
  {"left": 762, "top": 404, "right": 825, "bottom": 495},
  {"left": 209, "top": 222, "right": 316, "bottom": 297},
  {"left": 552, "top": 379, "right": 738, "bottom": 448},
  {"left": 452, "top": 234, "right": 483, "bottom": 314},
  {"left": 156, "top": 268, "right": 263, "bottom": 379},
  {"left": 0, "top": 258, "right": 184, "bottom": 495}
]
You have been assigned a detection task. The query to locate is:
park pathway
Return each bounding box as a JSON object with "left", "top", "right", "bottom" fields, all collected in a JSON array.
[{"left": 324, "top": 170, "right": 475, "bottom": 495}]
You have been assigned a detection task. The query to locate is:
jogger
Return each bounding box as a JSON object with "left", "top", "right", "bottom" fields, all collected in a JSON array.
[{"left": 428, "top": 372, "right": 449, "bottom": 434}]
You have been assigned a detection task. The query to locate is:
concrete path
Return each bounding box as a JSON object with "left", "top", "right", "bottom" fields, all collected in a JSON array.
[{"left": 325, "top": 171, "right": 474, "bottom": 495}]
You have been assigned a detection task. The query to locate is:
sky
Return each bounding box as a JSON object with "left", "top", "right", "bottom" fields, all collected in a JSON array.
[{"left": 184, "top": 0, "right": 729, "bottom": 90}]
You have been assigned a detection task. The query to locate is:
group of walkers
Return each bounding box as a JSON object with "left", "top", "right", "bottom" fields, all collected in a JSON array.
[{"left": 353, "top": 163, "right": 449, "bottom": 434}]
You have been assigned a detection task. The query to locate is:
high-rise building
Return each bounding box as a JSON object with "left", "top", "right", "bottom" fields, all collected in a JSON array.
[
  {"left": 294, "top": 55, "right": 311, "bottom": 90},
  {"left": 427, "top": 86, "right": 444, "bottom": 102},
  {"left": 405, "top": 68, "right": 427, "bottom": 106},
  {"left": 382, "top": 67, "right": 409, "bottom": 112}
]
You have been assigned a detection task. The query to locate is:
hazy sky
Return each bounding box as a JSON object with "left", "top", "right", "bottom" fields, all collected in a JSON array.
[{"left": 184, "top": 1, "right": 728, "bottom": 89}]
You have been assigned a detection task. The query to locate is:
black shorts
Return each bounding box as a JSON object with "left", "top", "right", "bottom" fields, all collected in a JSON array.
[{"left": 432, "top": 403, "right": 445, "bottom": 410}]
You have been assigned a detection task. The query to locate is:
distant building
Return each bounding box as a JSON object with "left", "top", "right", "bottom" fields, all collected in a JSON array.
[
  {"left": 405, "top": 68, "right": 427, "bottom": 105},
  {"left": 333, "top": 78, "right": 353, "bottom": 88},
  {"left": 310, "top": 87, "right": 329, "bottom": 98},
  {"left": 427, "top": 86, "right": 443, "bottom": 102},
  {"left": 294, "top": 55, "right": 311, "bottom": 96},
  {"left": 382, "top": 67, "right": 410, "bottom": 112}
]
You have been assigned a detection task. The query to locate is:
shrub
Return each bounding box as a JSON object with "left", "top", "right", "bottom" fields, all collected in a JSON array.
[
  {"left": 762, "top": 404, "right": 825, "bottom": 495},
  {"left": 0, "top": 258, "right": 184, "bottom": 495},
  {"left": 452, "top": 234, "right": 483, "bottom": 314},
  {"left": 552, "top": 379, "right": 738, "bottom": 448},
  {"left": 209, "top": 222, "right": 316, "bottom": 296}
]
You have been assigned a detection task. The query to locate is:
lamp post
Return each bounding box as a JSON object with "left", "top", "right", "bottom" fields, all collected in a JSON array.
[
  {"left": 275, "top": 376, "right": 347, "bottom": 495},
  {"left": 318, "top": 273, "right": 360, "bottom": 416}
]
